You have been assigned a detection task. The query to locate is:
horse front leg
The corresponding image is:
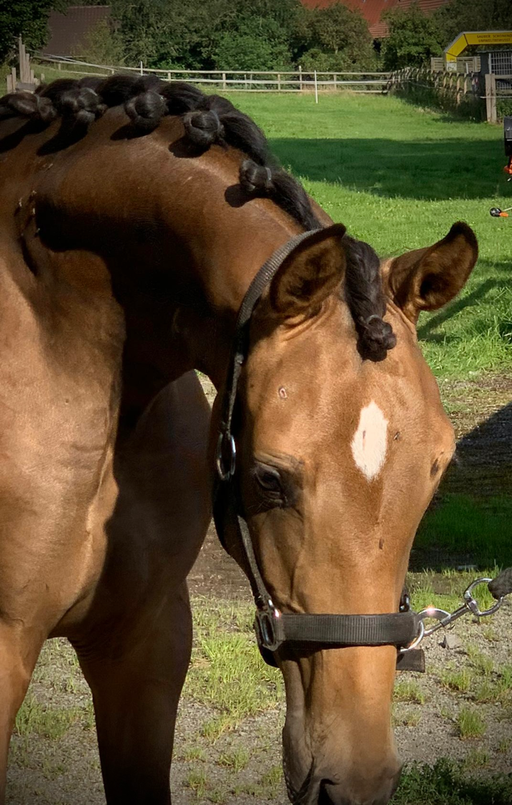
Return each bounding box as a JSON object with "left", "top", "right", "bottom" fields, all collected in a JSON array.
[
  {"left": 0, "top": 624, "right": 42, "bottom": 805},
  {"left": 71, "top": 582, "right": 193, "bottom": 805}
]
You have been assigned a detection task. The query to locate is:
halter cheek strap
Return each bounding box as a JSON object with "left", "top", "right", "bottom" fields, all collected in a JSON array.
[{"left": 212, "top": 231, "right": 422, "bottom": 670}]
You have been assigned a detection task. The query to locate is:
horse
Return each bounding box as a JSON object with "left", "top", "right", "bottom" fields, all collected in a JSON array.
[{"left": 0, "top": 75, "right": 478, "bottom": 805}]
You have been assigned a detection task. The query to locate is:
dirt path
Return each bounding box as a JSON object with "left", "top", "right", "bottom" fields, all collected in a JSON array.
[{"left": 440, "top": 375, "right": 512, "bottom": 498}]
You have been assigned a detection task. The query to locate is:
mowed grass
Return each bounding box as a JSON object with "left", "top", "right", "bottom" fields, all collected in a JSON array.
[
  {"left": 414, "top": 494, "right": 512, "bottom": 567},
  {"left": 231, "top": 92, "right": 512, "bottom": 379}
]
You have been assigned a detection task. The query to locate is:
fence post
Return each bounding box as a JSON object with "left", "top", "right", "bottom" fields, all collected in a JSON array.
[
  {"left": 277, "top": 73, "right": 281, "bottom": 91},
  {"left": 333, "top": 72, "right": 337, "bottom": 90},
  {"left": 314, "top": 70, "right": 318, "bottom": 103},
  {"left": 485, "top": 73, "right": 497, "bottom": 123},
  {"left": 299, "top": 65, "right": 302, "bottom": 91},
  {"left": 222, "top": 72, "right": 226, "bottom": 90}
]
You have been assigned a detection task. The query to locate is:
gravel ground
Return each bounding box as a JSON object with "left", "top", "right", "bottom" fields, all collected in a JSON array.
[{"left": 6, "top": 374, "right": 512, "bottom": 804}]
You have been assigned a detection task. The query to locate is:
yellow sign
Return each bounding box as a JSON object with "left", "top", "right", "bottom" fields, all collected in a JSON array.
[{"left": 445, "top": 31, "right": 512, "bottom": 61}]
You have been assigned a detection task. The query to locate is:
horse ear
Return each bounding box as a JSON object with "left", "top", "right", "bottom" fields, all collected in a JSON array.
[
  {"left": 269, "top": 224, "right": 347, "bottom": 319},
  {"left": 384, "top": 222, "right": 478, "bottom": 324}
]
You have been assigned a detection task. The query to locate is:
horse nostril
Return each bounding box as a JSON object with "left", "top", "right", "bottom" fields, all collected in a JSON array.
[
  {"left": 318, "top": 779, "right": 338, "bottom": 804},
  {"left": 318, "top": 774, "right": 400, "bottom": 805}
]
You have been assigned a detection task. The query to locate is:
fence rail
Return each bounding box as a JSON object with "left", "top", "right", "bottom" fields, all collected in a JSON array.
[
  {"left": 33, "top": 55, "right": 391, "bottom": 94},
  {"left": 387, "top": 66, "right": 512, "bottom": 121}
]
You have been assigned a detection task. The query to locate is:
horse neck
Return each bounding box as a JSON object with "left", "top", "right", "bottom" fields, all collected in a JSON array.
[{"left": 33, "top": 119, "right": 301, "bottom": 390}]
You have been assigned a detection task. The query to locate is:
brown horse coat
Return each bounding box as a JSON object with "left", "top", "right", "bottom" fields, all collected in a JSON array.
[{"left": 0, "top": 79, "right": 478, "bottom": 805}]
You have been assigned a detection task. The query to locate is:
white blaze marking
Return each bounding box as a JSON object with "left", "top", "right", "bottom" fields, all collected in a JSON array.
[{"left": 351, "top": 401, "right": 388, "bottom": 481}]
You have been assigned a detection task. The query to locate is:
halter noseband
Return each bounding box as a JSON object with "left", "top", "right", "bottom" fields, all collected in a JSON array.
[{"left": 213, "top": 231, "right": 422, "bottom": 670}]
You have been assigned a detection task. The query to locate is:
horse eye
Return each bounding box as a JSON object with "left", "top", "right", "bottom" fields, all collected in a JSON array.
[{"left": 253, "top": 464, "right": 283, "bottom": 494}]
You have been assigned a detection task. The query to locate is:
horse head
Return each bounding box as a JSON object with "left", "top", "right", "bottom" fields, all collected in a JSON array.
[{"left": 215, "top": 221, "right": 477, "bottom": 805}]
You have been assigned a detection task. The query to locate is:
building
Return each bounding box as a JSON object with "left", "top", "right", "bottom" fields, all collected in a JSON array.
[
  {"left": 43, "top": 6, "right": 111, "bottom": 58},
  {"left": 300, "top": 0, "right": 450, "bottom": 39}
]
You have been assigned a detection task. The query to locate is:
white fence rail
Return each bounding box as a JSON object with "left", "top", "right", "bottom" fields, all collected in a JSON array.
[{"left": 34, "top": 55, "right": 391, "bottom": 94}]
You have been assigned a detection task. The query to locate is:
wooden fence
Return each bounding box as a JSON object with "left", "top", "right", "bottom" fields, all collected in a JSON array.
[
  {"left": 6, "top": 37, "right": 38, "bottom": 92},
  {"left": 388, "top": 66, "right": 512, "bottom": 122},
  {"left": 485, "top": 73, "right": 512, "bottom": 124},
  {"left": 33, "top": 55, "right": 391, "bottom": 96},
  {"left": 389, "top": 67, "right": 481, "bottom": 108}
]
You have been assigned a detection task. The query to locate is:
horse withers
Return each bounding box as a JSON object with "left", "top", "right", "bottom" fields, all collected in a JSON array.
[{"left": 0, "top": 77, "right": 477, "bottom": 805}]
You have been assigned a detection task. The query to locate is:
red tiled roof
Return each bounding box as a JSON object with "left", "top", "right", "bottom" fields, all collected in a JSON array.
[
  {"left": 43, "top": 6, "right": 111, "bottom": 57},
  {"left": 300, "top": 0, "right": 450, "bottom": 38}
]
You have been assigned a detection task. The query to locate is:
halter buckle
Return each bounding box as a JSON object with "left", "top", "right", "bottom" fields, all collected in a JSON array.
[
  {"left": 216, "top": 432, "right": 236, "bottom": 481},
  {"left": 254, "top": 601, "right": 282, "bottom": 652}
]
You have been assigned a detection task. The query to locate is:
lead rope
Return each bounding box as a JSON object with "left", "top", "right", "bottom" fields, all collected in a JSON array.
[{"left": 489, "top": 567, "right": 512, "bottom": 599}]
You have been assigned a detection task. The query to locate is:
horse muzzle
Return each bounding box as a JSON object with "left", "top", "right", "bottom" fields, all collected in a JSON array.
[{"left": 284, "top": 758, "right": 402, "bottom": 805}]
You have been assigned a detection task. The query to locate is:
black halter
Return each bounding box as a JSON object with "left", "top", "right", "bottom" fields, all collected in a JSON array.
[{"left": 212, "top": 231, "right": 422, "bottom": 670}]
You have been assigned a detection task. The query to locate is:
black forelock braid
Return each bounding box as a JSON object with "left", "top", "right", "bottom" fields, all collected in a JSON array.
[{"left": 343, "top": 237, "right": 396, "bottom": 361}]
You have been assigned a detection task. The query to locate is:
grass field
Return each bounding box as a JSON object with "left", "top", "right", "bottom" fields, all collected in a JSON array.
[
  {"left": 231, "top": 92, "right": 512, "bottom": 379},
  {"left": 3, "top": 87, "right": 512, "bottom": 803}
]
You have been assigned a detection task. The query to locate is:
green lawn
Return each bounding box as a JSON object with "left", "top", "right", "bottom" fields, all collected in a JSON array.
[{"left": 232, "top": 93, "right": 512, "bottom": 379}]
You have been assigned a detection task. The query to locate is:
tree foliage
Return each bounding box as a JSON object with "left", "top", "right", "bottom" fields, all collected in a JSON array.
[
  {"left": 382, "top": 6, "right": 443, "bottom": 70},
  {"left": 108, "top": 0, "right": 375, "bottom": 71},
  {"left": 110, "top": 0, "right": 298, "bottom": 70},
  {"left": 382, "top": 0, "right": 512, "bottom": 71},
  {"left": 434, "top": 0, "right": 512, "bottom": 45},
  {"left": 72, "top": 19, "right": 124, "bottom": 65},
  {"left": 6, "top": 0, "right": 512, "bottom": 74},
  {"left": 0, "top": 0, "right": 66, "bottom": 63},
  {"left": 300, "top": 3, "right": 377, "bottom": 70}
]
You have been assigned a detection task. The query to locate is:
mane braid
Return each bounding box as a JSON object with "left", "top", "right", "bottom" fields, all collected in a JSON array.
[
  {"left": 0, "top": 75, "right": 321, "bottom": 232},
  {"left": 342, "top": 237, "right": 396, "bottom": 361}
]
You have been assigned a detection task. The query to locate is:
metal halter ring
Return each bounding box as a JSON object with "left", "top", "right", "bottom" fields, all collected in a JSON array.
[
  {"left": 400, "top": 619, "right": 425, "bottom": 653},
  {"left": 216, "top": 432, "right": 236, "bottom": 481}
]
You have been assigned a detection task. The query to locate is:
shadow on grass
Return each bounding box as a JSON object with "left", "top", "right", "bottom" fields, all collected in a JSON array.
[
  {"left": 413, "top": 402, "right": 512, "bottom": 570},
  {"left": 269, "top": 137, "right": 504, "bottom": 200},
  {"left": 417, "top": 278, "right": 498, "bottom": 341},
  {"left": 394, "top": 759, "right": 512, "bottom": 805}
]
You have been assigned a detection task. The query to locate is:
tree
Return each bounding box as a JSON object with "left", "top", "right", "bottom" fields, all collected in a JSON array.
[
  {"left": 0, "top": 0, "right": 66, "bottom": 63},
  {"left": 434, "top": 0, "right": 512, "bottom": 45},
  {"left": 110, "top": 0, "right": 233, "bottom": 69},
  {"left": 210, "top": 0, "right": 298, "bottom": 70},
  {"left": 382, "top": 4, "right": 443, "bottom": 70},
  {"left": 110, "top": 0, "right": 301, "bottom": 70},
  {"left": 296, "top": 3, "right": 377, "bottom": 71},
  {"left": 213, "top": 32, "right": 290, "bottom": 71},
  {"left": 72, "top": 19, "right": 125, "bottom": 66}
]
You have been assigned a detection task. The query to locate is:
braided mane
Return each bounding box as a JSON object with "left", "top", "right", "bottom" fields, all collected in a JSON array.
[{"left": 0, "top": 74, "right": 395, "bottom": 361}]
